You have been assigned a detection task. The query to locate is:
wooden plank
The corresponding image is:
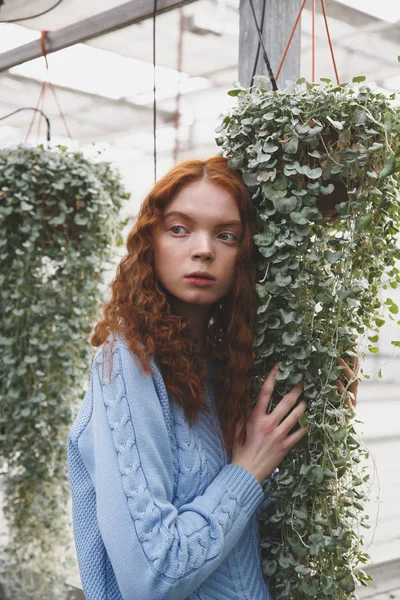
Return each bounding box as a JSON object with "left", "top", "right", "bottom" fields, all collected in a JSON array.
[
  {"left": 238, "top": 0, "right": 301, "bottom": 89},
  {"left": 0, "top": 0, "right": 198, "bottom": 72}
]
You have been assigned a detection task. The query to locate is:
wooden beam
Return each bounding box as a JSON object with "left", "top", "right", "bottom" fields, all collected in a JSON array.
[
  {"left": 239, "top": 0, "right": 301, "bottom": 89},
  {"left": 0, "top": 0, "right": 198, "bottom": 72}
]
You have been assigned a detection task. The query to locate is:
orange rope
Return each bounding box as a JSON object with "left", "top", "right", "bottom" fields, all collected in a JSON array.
[
  {"left": 26, "top": 30, "right": 73, "bottom": 143},
  {"left": 36, "top": 80, "right": 48, "bottom": 142},
  {"left": 275, "top": 0, "right": 307, "bottom": 82},
  {"left": 312, "top": 0, "right": 315, "bottom": 82},
  {"left": 275, "top": 0, "right": 340, "bottom": 86},
  {"left": 320, "top": 0, "right": 340, "bottom": 84},
  {"left": 40, "top": 30, "right": 50, "bottom": 70},
  {"left": 25, "top": 80, "right": 46, "bottom": 144},
  {"left": 41, "top": 30, "right": 73, "bottom": 139},
  {"left": 25, "top": 32, "right": 49, "bottom": 143},
  {"left": 49, "top": 81, "right": 73, "bottom": 139}
]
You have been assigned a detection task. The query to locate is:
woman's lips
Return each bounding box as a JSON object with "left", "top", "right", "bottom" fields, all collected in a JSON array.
[{"left": 185, "top": 277, "right": 216, "bottom": 286}]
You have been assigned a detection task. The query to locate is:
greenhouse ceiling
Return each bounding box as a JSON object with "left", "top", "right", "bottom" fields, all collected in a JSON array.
[{"left": 0, "top": 0, "right": 399, "bottom": 213}]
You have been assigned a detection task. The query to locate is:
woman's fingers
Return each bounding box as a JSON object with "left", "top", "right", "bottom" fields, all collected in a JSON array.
[
  {"left": 338, "top": 356, "right": 359, "bottom": 408},
  {"left": 253, "top": 363, "right": 280, "bottom": 418},
  {"left": 234, "top": 367, "right": 310, "bottom": 482},
  {"left": 277, "top": 399, "right": 307, "bottom": 434},
  {"left": 285, "top": 417, "right": 310, "bottom": 450},
  {"left": 339, "top": 356, "right": 359, "bottom": 383},
  {"left": 270, "top": 383, "right": 304, "bottom": 426},
  {"left": 348, "top": 375, "right": 359, "bottom": 402},
  {"left": 336, "top": 379, "right": 357, "bottom": 409}
]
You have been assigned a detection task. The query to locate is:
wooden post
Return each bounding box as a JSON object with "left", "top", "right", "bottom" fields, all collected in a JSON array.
[{"left": 238, "top": 0, "right": 302, "bottom": 89}]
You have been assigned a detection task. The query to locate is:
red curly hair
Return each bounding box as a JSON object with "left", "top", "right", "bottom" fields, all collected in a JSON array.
[{"left": 91, "top": 156, "right": 259, "bottom": 450}]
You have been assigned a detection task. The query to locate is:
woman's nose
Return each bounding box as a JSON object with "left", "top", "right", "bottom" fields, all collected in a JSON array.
[
  {"left": 193, "top": 249, "right": 214, "bottom": 260},
  {"left": 192, "top": 235, "right": 214, "bottom": 260}
]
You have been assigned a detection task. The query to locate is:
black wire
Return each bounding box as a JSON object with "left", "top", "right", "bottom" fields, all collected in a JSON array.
[
  {"left": 153, "top": 0, "right": 158, "bottom": 184},
  {"left": 0, "top": 107, "right": 51, "bottom": 143},
  {"left": 0, "top": 0, "right": 63, "bottom": 23},
  {"left": 248, "top": 0, "right": 278, "bottom": 91},
  {"left": 251, "top": 0, "right": 267, "bottom": 86}
]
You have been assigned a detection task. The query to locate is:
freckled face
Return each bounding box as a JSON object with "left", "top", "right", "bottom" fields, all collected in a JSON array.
[{"left": 152, "top": 180, "right": 243, "bottom": 308}]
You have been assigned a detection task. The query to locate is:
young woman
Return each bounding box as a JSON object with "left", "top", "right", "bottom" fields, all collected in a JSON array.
[{"left": 68, "top": 156, "right": 358, "bottom": 600}]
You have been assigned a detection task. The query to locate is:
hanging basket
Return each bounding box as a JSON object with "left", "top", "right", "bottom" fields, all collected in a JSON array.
[
  {"left": 216, "top": 77, "right": 400, "bottom": 600},
  {"left": 0, "top": 144, "right": 129, "bottom": 586}
]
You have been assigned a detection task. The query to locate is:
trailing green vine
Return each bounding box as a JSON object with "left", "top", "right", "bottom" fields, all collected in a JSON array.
[
  {"left": 0, "top": 145, "right": 128, "bottom": 589},
  {"left": 216, "top": 77, "right": 400, "bottom": 599}
]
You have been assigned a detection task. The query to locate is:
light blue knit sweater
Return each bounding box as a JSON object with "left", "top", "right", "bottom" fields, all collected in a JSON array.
[{"left": 68, "top": 338, "right": 272, "bottom": 600}]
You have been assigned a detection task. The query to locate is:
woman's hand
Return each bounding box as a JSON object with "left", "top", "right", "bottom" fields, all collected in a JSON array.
[
  {"left": 337, "top": 355, "right": 360, "bottom": 410},
  {"left": 231, "top": 364, "right": 309, "bottom": 484}
]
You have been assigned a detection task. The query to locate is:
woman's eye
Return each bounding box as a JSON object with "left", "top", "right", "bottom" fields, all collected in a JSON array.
[
  {"left": 219, "top": 232, "right": 238, "bottom": 242},
  {"left": 169, "top": 226, "right": 187, "bottom": 234},
  {"left": 169, "top": 227, "right": 238, "bottom": 241}
]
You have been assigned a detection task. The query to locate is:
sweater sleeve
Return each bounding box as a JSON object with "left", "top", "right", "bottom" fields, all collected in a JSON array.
[{"left": 68, "top": 343, "right": 263, "bottom": 600}]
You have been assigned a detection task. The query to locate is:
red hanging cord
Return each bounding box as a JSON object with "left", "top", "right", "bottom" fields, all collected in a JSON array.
[
  {"left": 275, "top": 0, "right": 307, "bottom": 82},
  {"left": 275, "top": 0, "right": 340, "bottom": 86},
  {"left": 26, "top": 30, "right": 72, "bottom": 143},
  {"left": 312, "top": 0, "right": 315, "bottom": 82},
  {"left": 49, "top": 82, "right": 73, "bottom": 139},
  {"left": 36, "top": 80, "right": 48, "bottom": 140},
  {"left": 25, "top": 79, "right": 46, "bottom": 143},
  {"left": 320, "top": 0, "right": 340, "bottom": 84},
  {"left": 40, "top": 29, "right": 50, "bottom": 70},
  {"left": 42, "top": 30, "right": 73, "bottom": 139},
  {"left": 25, "top": 31, "right": 50, "bottom": 143},
  {"left": 36, "top": 32, "right": 50, "bottom": 140}
]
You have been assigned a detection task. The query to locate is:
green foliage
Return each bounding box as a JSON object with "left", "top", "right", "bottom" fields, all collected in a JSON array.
[
  {"left": 217, "top": 79, "right": 400, "bottom": 599},
  {"left": 0, "top": 145, "right": 128, "bottom": 583}
]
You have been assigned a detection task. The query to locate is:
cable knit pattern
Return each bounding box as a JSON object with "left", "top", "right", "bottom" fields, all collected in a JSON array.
[
  {"left": 68, "top": 340, "right": 272, "bottom": 600},
  {"left": 99, "top": 351, "right": 242, "bottom": 576}
]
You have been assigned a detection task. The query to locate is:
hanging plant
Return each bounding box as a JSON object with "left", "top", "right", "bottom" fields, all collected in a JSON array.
[
  {"left": 0, "top": 144, "right": 128, "bottom": 589},
  {"left": 216, "top": 77, "right": 400, "bottom": 599}
]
